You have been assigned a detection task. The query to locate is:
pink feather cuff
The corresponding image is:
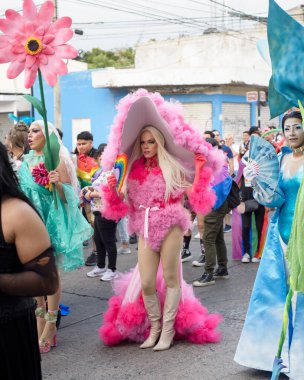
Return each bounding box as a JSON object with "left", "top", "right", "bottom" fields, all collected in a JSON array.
[
  {"left": 101, "top": 186, "right": 129, "bottom": 222},
  {"left": 188, "top": 167, "right": 216, "bottom": 215}
]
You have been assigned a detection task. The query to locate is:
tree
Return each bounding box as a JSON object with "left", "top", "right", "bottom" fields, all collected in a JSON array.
[{"left": 79, "top": 48, "right": 135, "bottom": 69}]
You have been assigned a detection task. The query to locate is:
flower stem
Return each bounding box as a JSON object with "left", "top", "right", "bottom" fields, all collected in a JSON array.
[{"left": 37, "top": 69, "right": 58, "bottom": 209}]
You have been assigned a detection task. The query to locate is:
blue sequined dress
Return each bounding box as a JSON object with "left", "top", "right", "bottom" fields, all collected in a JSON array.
[{"left": 234, "top": 148, "right": 304, "bottom": 380}]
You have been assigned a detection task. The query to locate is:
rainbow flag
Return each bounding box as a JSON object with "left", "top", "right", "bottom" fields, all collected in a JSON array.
[{"left": 77, "top": 154, "right": 99, "bottom": 188}]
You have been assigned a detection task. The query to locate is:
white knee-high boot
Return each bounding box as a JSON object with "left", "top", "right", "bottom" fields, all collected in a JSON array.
[
  {"left": 140, "top": 293, "right": 162, "bottom": 349},
  {"left": 153, "top": 287, "right": 181, "bottom": 351}
]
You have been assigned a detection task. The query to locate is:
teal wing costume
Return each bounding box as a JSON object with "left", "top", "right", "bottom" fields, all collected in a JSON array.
[{"left": 19, "top": 152, "right": 93, "bottom": 271}]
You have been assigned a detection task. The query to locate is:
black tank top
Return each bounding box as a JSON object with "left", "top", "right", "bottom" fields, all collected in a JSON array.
[{"left": 0, "top": 202, "right": 34, "bottom": 323}]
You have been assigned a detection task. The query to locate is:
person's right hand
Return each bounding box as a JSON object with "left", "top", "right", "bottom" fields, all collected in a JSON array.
[
  {"left": 107, "top": 174, "right": 117, "bottom": 190},
  {"left": 243, "top": 161, "right": 259, "bottom": 180}
]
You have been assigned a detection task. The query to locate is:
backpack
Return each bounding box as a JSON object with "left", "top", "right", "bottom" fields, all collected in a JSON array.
[{"left": 227, "top": 180, "right": 241, "bottom": 210}]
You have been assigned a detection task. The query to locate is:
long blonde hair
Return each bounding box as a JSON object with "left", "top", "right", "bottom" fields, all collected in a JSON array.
[{"left": 124, "top": 126, "right": 188, "bottom": 200}]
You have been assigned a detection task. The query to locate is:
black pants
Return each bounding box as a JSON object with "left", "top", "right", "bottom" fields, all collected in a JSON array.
[
  {"left": 93, "top": 212, "right": 117, "bottom": 271},
  {"left": 241, "top": 205, "right": 265, "bottom": 255}
]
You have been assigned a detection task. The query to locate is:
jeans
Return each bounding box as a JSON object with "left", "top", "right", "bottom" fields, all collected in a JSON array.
[
  {"left": 203, "top": 200, "right": 229, "bottom": 274},
  {"left": 94, "top": 212, "right": 117, "bottom": 271},
  {"left": 117, "top": 217, "right": 129, "bottom": 243}
]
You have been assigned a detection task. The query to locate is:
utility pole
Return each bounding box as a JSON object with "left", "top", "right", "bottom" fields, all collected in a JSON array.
[{"left": 53, "top": 0, "right": 61, "bottom": 131}]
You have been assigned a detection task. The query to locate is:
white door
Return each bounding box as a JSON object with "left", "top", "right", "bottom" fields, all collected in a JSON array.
[
  {"left": 222, "top": 103, "right": 251, "bottom": 145},
  {"left": 72, "top": 118, "right": 91, "bottom": 151}
]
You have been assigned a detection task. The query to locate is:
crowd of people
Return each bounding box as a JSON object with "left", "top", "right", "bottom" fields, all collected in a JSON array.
[{"left": 0, "top": 88, "right": 300, "bottom": 380}]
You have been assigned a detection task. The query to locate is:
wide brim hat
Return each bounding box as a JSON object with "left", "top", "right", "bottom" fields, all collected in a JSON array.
[
  {"left": 119, "top": 96, "right": 195, "bottom": 177},
  {"left": 102, "top": 89, "right": 224, "bottom": 182}
]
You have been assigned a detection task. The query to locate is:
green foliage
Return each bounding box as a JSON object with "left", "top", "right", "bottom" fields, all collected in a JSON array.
[
  {"left": 23, "top": 95, "right": 44, "bottom": 116},
  {"left": 79, "top": 47, "right": 135, "bottom": 69}
]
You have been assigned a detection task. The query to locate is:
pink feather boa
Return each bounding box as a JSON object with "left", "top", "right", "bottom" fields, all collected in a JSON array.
[
  {"left": 100, "top": 186, "right": 128, "bottom": 222},
  {"left": 102, "top": 89, "right": 225, "bottom": 177},
  {"left": 188, "top": 166, "right": 217, "bottom": 215}
]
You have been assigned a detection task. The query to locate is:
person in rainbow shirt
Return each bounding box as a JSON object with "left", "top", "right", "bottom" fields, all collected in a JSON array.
[{"left": 74, "top": 131, "right": 99, "bottom": 266}]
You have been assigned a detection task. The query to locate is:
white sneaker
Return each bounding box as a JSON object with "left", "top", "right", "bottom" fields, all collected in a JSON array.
[
  {"left": 241, "top": 253, "right": 251, "bottom": 263},
  {"left": 252, "top": 257, "right": 261, "bottom": 263},
  {"left": 87, "top": 266, "right": 107, "bottom": 278},
  {"left": 194, "top": 232, "right": 200, "bottom": 239},
  {"left": 100, "top": 269, "right": 117, "bottom": 281},
  {"left": 117, "top": 246, "right": 131, "bottom": 254}
]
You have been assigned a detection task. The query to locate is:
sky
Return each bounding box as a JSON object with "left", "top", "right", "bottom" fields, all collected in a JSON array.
[{"left": 0, "top": 0, "right": 303, "bottom": 51}]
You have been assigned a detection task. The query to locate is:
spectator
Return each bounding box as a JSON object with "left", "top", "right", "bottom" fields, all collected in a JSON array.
[
  {"left": 213, "top": 130, "right": 234, "bottom": 176},
  {"left": 0, "top": 141, "right": 59, "bottom": 379},
  {"left": 204, "top": 130, "right": 215, "bottom": 139},
  {"left": 82, "top": 144, "right": 118, "bottom": 281},
  {"left": 193, "top": 138, "right": 232, "bottom": 286},
  {"left": 239, "top": 130, "right": 250, "bottom": 158},
  {"left": 74, "top": 131, "right": 98, "bottom": 266}
]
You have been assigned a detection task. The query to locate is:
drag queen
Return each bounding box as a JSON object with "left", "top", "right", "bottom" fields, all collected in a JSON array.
[
  {"left": 98, "top": 89, "right": 224, "bottom": 350},
  {"left": 18, "top": 120, "right": 92, "bottom": 353},
  {"left": 234, "top": 110, "right": 304, "bottom": 379}
]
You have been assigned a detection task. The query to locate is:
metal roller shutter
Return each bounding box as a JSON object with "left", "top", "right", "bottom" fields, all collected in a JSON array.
[
  {"left": 0, "top": 113, "right": 13, "bottom": 144},
  {"left": 182, "top": 102, "right": 212, "bottom": 135},
  {"left": 257, "top": 105, "right": 279, "bottom": 129},
  {"left": 222, "top": 103, "right": 251, "bottom": 145}
]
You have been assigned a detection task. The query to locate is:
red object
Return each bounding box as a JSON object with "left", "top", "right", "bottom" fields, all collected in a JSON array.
[
  {"left": 107, "top": 174, "right": 117, "bottom": 190},
  {"left": 32, "top": 163, "right": 49, "bottom": 186}
]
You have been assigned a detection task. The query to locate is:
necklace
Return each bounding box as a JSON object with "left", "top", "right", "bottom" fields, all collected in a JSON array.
[{"left": 293, "top": 145, "right": 304, "bottom": 154}]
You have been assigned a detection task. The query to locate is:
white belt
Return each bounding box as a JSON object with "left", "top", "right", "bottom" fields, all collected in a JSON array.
[{"left": 139, "top": 205, "right": 160, "bottom": 247}]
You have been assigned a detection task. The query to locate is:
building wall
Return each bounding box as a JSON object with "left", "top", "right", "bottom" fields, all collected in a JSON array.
[{"left": 33, "top": 71, "right": 127, "bottom": 151}]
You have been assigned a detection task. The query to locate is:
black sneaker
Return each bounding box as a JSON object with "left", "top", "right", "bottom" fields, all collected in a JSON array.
[
  {"left": 192, "top": 254, "right": 205, "bottom": 267},
  {"left": 85, "top": 251, "right": 97, "bottom": 266},
  {"left": 193, "top": 272, "right": 215, "bottom": 287},
  {"left": 129, "top": 234, "right": 138, "bottom": 244},
  {"left": 213, "top": 268, "right": 230, "bottom": 279},
  {"left": 181, "top": 248, "right": 192, "bottom": 262},
  {"left": 223, "top": 225, "right": 232, "bottom": 233}
]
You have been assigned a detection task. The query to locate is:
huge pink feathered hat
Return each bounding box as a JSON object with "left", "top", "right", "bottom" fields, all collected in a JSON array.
[{"left": 102, "top": 88, "right": 224, "bottom": 180}]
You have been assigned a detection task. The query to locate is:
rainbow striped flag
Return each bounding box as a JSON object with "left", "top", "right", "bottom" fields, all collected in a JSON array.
[{"left": 77, "top": 153, "right": 99, "bottom": 188}]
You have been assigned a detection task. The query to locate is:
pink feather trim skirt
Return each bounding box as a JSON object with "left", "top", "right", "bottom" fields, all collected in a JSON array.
[{"left": 99, "top": 264, "right": 222, "bottom": 346}]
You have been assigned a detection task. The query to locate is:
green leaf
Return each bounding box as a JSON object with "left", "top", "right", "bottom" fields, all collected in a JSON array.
[
  {"left": 43, "top": 131, "right": 60, "bottom": 171},
  {"left": 298, "top": 100, "right": 304, "bottom": 128},
  {"left": 23, "top": 95, "right": 44, "bottom": 117}
]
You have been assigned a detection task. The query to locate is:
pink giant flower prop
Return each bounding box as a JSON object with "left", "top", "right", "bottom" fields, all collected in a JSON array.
[{"left": 0, "top": 0, "right": 78, "bottom": 88}]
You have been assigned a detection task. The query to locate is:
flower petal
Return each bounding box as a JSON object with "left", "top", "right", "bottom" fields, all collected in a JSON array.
[
  {"left": 24, "top": 62, "right": 39, "bottom": 88},
  {"left": 37, "top": 1, "right": 54, "bottom": 29},
  {"left": 0, "top": 35, "right": 10, "bottom": 48},
  {"left": 25, "top": 55, "right": 37, "bottom": 69},
  {"left": 39, "top": 53, "right": 48, "bottom": 65},
  {"left": 23, "top": 0, "right": 38, "bottom": 21},
  {"left": 51, "top": 28, "right": 73, "bottom": 46},
  {"left": 5, "top": 10, "right": 23, "bottom": 27},
  {"left": 7, "top": 60, "right": 25, "bottom": 79},
  {"left": 12, "top": 44, "right": 25, "bottom": 54},
  {"left": 54, "top": 44, "right": 78, "bottom": 59},
  {"left": 40, "top": 62, "right": 57, "bottom": 87},
  {"left": 48, "top": 17, "right": 72, "bottom": 34},
  {"left": 0, "top": 46, "right": 16, "bottom": 63},
  {"left": 0, "top": 19, "right": 15, "bottom": 34},
  {"left": 43, "top": 34, "right": 55, "bottom": 44},
  {"left": 25, "top": 21, "right": 35, "bottom": 35},
  {"left": 35, "top": 25, "right": 45, "bottom": 36},
  {"left": 43, "top": 45, "right": 55, "bottom": 55}
]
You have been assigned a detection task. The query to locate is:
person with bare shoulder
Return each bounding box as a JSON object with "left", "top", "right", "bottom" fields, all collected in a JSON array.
[{"left": 0, "top": 142, "right": 58, "bottom": 380}]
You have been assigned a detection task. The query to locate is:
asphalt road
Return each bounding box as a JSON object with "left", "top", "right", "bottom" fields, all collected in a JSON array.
[{"left": 41, "top": 231, "right": 285, "bottom": 380}]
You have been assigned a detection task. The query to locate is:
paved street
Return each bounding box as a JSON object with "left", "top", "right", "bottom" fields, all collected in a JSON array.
[{"left": 41, "top": 231, "right": 283, "bottom": 380}]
